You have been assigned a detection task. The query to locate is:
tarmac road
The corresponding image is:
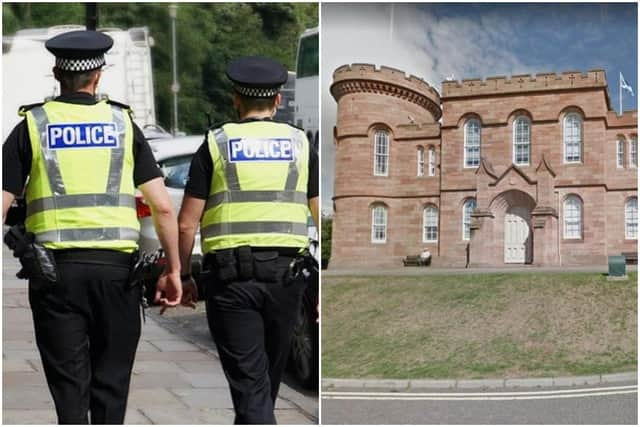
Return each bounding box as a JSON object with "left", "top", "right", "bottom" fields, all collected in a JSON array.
[{"left": 322, "top": 383, "right": 637, "bottom": 424}]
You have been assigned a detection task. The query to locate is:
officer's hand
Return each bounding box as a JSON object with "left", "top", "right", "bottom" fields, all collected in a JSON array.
[
  {"left": 181, "top": 276, "right": 198, "bottom": 309},
  {"left": 156, "top": 271, "right": 182, "bottom": 314}
]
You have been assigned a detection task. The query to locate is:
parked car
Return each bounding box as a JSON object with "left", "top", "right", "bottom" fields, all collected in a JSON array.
[
  {"left": 288, "top": 237, "right": 319, "bottom": 388},
  {"left": 141, "top": 124, "right": 173, "bottom": 142},
  {"left": 136, "top": 135, "right": 205, "bottom": 301}
]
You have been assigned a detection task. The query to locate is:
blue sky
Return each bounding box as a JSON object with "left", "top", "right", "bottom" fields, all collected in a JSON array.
[
  {"left": 321, "top": 2, "right": 638, "bottom": 213},
  {"left": 417, "top": 3, "right": 637, "bottom": 109}
]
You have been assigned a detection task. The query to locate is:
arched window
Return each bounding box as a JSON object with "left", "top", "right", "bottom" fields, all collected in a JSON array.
[
  {"left": 563, "top": 113, "right": 582, "bottom": 163},
  {"left": 374, "top": 130, "right": 389, "bottom": 176},
  {"left": 428, "top": 146, "right": 436, "bottom": 176},
  {"left": 563, "top": 195, "right": 582, "bottom": 239},
  {"left": 423, "top": 205, "right": 438, "bottom": 242},
  {"left": 462, "top": 198, "right": 476, "bottom": 240},
  {"left": 417, "top": 146, "right": 424, "bottom": 176},
  {"left": 625, "top": 197, "right": 638, "bottom": 239},
  {"left": 371, "top": 205, "right": 387, "bottom": 243},
  {"left": 617, "top": 138, "right": 625, "bottom": 168},
  {"left": 630, "top": 137, "right": 637, "bottom": 168},
  {"left": 464, "top": 119, "right": 481, "bottom": 168},
  {"left": 513, "top": 116, "right": 530, "bottom": 166}
]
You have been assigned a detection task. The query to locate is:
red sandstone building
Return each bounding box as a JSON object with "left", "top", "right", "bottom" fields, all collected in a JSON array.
[{"left": 330, "top": 64, "right": 637, "bottom": 268}]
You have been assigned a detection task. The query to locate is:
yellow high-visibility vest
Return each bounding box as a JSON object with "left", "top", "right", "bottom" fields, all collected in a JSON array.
[
  {"left": 22, "top": 100, "right": 139, "bottom": 252},
  {"left": 201, "top": 121, "right": 310, "bottom": 253}
]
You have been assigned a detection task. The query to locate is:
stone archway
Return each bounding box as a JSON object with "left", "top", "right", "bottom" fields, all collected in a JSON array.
[{"left": 489, "top": 190, "right": 536, "bottom": 265}]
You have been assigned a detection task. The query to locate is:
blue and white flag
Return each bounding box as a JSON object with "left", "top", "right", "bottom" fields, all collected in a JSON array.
[{"left": 620, "top": 72, "right": 634, "bottom": 96}]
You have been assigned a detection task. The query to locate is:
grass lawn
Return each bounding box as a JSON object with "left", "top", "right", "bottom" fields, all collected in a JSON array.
[{"left": 322, "top": 272, "right": 637, "bottom": 379}]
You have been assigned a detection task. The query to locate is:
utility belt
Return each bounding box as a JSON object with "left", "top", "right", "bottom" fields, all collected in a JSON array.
[
  {"left": 53, "top": 249, "right": 133, "bottom": 266},
  {"left": 3, "top": 224, "right": 157, "bottom": 322},
  {"left": 203, "top": 246, "right": 304, "bottom": 285}
]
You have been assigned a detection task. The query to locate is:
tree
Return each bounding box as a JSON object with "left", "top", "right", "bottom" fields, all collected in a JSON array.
[
  {"left": 321, "top": 214, "right": 332, "bottom": 268},
  {"left": 3, "top": 3, "right": 318, "bottom": 134}
]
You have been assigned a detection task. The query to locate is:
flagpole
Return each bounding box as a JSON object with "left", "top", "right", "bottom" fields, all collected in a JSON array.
[
  {"left": 389, "top": 3, "right": 394, "bottom": 42},
  {"left": 619, "top": 72, "right": 622, "bottom": 116}
]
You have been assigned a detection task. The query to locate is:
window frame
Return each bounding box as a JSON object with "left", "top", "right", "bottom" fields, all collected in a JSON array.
[
  {"left": 630, "top": 137, "right": 637, "bottom": 169},
  {"left": 159, "top": 154, "right": 194, "bottom": 189},
  {"left": 423, "top": 205, "right": 439, "bottom": 243},
  {"left": 512, "top": 116, "right": 531, "bottom": 166},
  {"left": 563, "top": 112, "right": 583, "bottom": 164},
  {"left": 371, "top": 205, "right": 388, "bottom": 243},
  {"left": 617, "top": 138, "right": 625, "bottom": 169},
  {"left": 563, "top": 195, "right": 583, "bottom": 240},
  {"left": 373, "top": 130, "right": 390, "bottom": 176},
  {"left": 625, "top": 197, "right": 638, "bottom": 240},
  {"left": 428, "top": 146, "right": 436, "bottom": 177},
  {"left": 463, "top": 119, "right": 481, "bottom": 169},
  {"left": 462, "top": 198, "right": 476, "bottom": 241},
  {"left": 417, "top": 146, "right": 425, "bottom": 177}
]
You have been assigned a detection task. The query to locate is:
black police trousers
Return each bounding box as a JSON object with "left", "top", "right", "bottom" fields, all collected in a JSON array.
[
  {"left": 28, "top": 257, "right": 141, "bottom": 424},
  {"left": 207, "top": 257, "right": 306, "bottom": 424}
]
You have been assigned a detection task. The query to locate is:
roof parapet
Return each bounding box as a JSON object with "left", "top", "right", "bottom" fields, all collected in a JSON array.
[
  {"left": 333, "top": 63, "right": 441, "bottom": 100},
  {"left": 441, "top": 70, "right": 607, "bottom": 98},
  {"left": 606, "top": 110, "right": 638, "bottom": 128}
]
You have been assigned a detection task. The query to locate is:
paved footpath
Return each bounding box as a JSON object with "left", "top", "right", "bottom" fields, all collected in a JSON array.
[
  {"left": 324, "top": 265, "right": 638, "bottom": 276},
  {"left": 3, "top": 245, "right": 318, "bottom": 424}
]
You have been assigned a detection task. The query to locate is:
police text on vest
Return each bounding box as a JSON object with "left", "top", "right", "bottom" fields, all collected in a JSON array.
[
  {"left": 228, "top": 138, "right": 294, "bottom": 162},
  {"left": 47, "top": 123, "right": 119, "bottom": 150}
]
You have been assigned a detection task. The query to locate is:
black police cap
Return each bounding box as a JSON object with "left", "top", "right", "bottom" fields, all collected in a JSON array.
[
  {"left": 226, "top": 56, "right": 288, "bottom": 98},
  {"left": 45, "top": 30, "right": 113, "bottom": 72}
]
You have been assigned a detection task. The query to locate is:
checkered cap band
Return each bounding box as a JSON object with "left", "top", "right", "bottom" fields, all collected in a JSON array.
[
  {"left": 234, "top": 85, "right": 281, "bottom": 98},
  {"left": 55, "top": 55, "right": 106, "bottom": 72}
]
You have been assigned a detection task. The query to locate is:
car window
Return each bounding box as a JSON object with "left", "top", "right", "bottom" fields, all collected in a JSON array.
[{"left": 159, "top": 155, "right": 192, "bottom": 189}]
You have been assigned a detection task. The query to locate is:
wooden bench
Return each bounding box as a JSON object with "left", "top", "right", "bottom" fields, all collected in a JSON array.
[
  {"left": 622, "top": 251, "right": 638, "bottom": 265},
  {"left": 403, "top": 255, "right": 429, "bottom": 267}
]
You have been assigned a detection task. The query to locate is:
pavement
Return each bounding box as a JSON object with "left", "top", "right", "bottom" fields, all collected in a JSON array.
[
  {"left": 323, "top": 265, "right": 638, "bottom": 276},
  {"left": 323, "top": 372, "right": 638, "bottom": 391},
  {"left": 2, "top": 244, "right": 318, "bottom": 424}
]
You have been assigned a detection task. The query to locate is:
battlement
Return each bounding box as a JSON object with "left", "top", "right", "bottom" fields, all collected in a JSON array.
[
  {"left": 332, "top": 63, "right": 442, "bottom": 120},
  {"left": 441, "top": 70, "right": 607, "bottom": 98},
  {"left": 333, "top": 63, "right": 441, "bottom": 100},
  {"left": 606, "top": 110, "right": 638, "bottom": 128}
]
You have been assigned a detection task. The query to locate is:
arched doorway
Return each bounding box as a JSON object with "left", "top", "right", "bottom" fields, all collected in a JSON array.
[
  {"left": 504, "top": 206, "right": 532, "bottom": 263},
  {"left": 489, "top": 189, "right": 536, "bottom": 265}
]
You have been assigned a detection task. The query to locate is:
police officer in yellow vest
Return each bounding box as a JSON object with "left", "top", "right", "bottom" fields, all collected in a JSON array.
[
  {"left": 178, "top": 56, "right": 319, "bottom": 424},
  {"left": 2, "top": 31, "right": 183, "bottom": 424}
]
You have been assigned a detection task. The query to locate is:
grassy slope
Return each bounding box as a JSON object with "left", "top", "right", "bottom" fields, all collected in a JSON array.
[{"left": 322, "top": 273, "right": 637, "bottom": 379}]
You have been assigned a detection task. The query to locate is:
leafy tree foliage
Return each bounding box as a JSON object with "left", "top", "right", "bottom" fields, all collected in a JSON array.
[
  {"left": 2, "top": 2, "right": 318, "bottom": 134},
  {"left": 321, "top": 214, "right": 332, "bottom": 266}
]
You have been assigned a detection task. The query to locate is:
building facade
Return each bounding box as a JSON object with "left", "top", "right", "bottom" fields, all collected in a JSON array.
[{"left": 330, "top": 64, "right": 637, "bottom": 268}]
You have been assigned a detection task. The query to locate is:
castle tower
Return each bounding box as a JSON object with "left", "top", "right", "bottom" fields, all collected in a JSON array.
[{"left": 330, "top": 64, "right": 442, "bottom": 268}]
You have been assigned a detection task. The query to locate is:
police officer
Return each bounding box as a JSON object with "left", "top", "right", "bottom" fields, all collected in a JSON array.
[
  {"left": 178, "top": 56, "right": 319, "bottom": 424},
  {"left": 2, "top": 30, "right": 183, "bottom": 424}
]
